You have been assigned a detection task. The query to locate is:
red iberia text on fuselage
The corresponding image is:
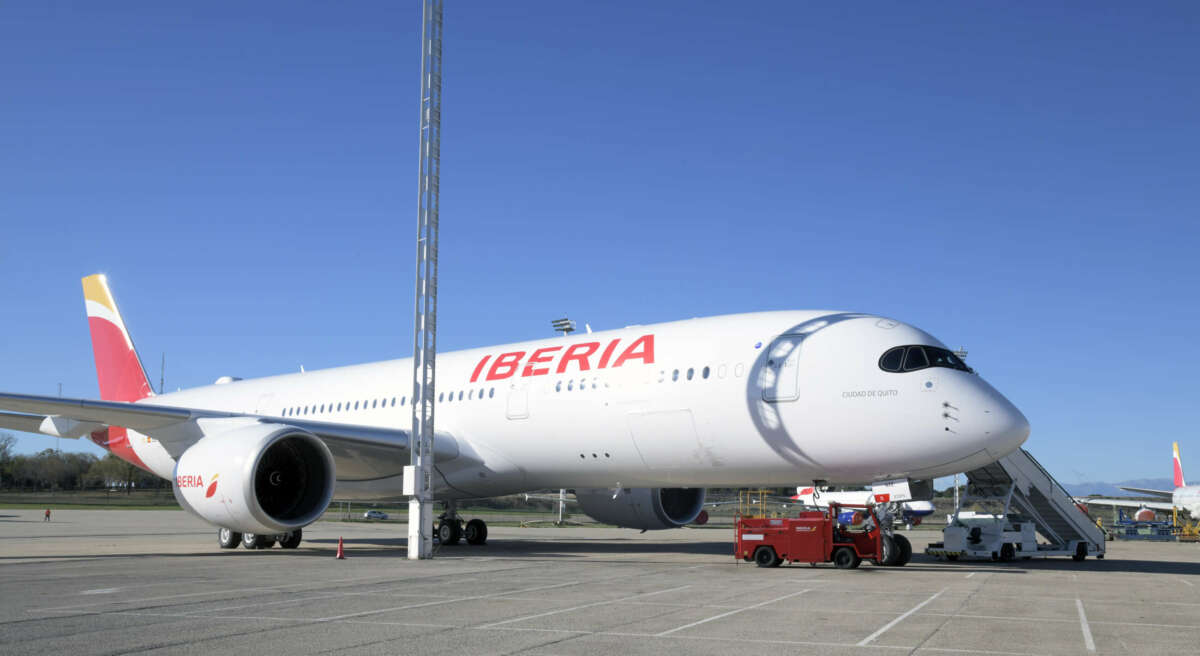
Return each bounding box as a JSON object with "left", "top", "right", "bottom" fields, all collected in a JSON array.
[
  {"left": 176, "top": 474, "right": 205, "bottom": 488},
  {"left": 470, "top": 335, "right": 655, "bottom": 383}
]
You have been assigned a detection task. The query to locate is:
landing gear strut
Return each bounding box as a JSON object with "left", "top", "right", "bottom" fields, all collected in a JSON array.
[{"left": 435, "top": 502, "right": 487, "bottom": 546}]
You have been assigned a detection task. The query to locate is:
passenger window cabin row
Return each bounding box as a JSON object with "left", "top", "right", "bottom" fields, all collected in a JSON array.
[
  {"left": 281, "top": 387, "right": 497, "bottom": 418},
  {"left": 279, "top": 359, "right": 746, "bottom": 417},
  {"left": 660, "top": 366, "right": 712, "bottom": 383}
]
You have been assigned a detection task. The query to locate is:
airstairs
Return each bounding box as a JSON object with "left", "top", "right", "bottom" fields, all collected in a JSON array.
[{"left": 929, "top": 449, "right": 1106, "bottom": 561}]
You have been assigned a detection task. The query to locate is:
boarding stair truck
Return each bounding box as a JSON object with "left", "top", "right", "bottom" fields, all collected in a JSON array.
[{"left": 926, "top": 449, "right": 1106, "bottom": 562}]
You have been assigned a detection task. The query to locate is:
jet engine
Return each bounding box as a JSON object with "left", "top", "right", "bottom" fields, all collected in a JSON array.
[
  {"left": 574, "top": 487, "right": 705, "bottom": 530},
  {"left": 173, "top": 423, "right": 335, "bottom": 535}
]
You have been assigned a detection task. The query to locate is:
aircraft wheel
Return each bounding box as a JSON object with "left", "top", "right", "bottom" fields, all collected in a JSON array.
[
  {"left": 1072, "top": 543, "right": 1087, "bottom": 562},
  {"left": 874, "top": 535, "right": 899, "bottom": 566},
  {"left": 438, "top": 520, "right": 462, "bottom": 546},
  {"left": 754, "top": 546, "right": 780, "bottom": 568},
  {"left": 833, "top": 547, "right": 857, "bottom": 569},
  {"left": 218, "top": 528, "right": 241, "bottom": 549},
  {"left": 892, "top": 534, "right": 912, "bottom": 566},
  {"left": 946, "top": 554, "right": 959, "bottom": 561},
  {"left": 464, "top": 519, "right": 488, "bottom": 545},
  {"left": 242, "top": 533, "right": 269, "bottom": 549},
  {"left": 1000, "top": 543, "right": 1016, "bottom": 562},
  {"left": 279, "top": 529, "right": 302, "bottom": 549}
]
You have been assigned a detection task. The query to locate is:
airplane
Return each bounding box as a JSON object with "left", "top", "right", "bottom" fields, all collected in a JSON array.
[
  {"left": 1076, "top": 442, "right": 1200, "bottom": 519},
  {"left": 791, "top": 486, "right": 937, "bottom": 528},
  {"left": 0, "top": 274, "right": 1030, "bottom": 550}
]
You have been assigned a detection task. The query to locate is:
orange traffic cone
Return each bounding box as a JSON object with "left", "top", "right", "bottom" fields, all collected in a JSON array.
[{"left": 335, "top": 536, "right": 346, "bottom": 559}]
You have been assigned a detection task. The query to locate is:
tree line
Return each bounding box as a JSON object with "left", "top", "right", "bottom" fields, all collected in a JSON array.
[{"left": 0, "top": 433, "right": 167, "bottom": 492}]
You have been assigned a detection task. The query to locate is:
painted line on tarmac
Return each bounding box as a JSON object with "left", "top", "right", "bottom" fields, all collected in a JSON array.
[
  {"left": 899, "top": 611, "right": 1200, "bottom": 631},
  {"left": 31, "top": 565, "right": 537, "bottom": 613},
  {"left": 317, "top": 579, "right": 583, "bottom": 622},
  {"left": 1076, "top": 598, "right": 1095, "bottom": 652},
  {"left": 478, "top": 584, "right": 691, "bottom": 628},
  {"left": 1181, "top": 578, "right": 1194, "bottom": 587},
  {"left": 655, "top": 588, "right": 810, "bottom": 637},
  {"left": 32, "top": 574, "right": 384, "bottom": 612},
  {"left": 100, "top": 607, "right": 1041, "bottom": 655},
  {"left": 857, "top": 587, "right": 946, "bottom": 646}
]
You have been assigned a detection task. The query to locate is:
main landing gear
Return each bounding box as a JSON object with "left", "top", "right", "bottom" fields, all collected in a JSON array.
[
  {"left": 436, "top": 502, "right": 488, "bottom": 546},
  {"left": 217, "top": 527, "right": 302, "bottom": 550}
]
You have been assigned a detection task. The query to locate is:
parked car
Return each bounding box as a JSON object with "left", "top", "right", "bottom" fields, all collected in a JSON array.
[{"left": 363, "top": 510, "right": 388, "bottom": 520}]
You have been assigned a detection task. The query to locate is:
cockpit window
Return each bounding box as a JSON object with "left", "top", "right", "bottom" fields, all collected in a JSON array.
[
  {"left": 880, "top": 345, "right": 973, "bottom": 373},
  {"left": 903, "top": 346, "right": 928, "bottom": 371},
  {"left": 928, "top": 348, "right": 968, "bottom": 370},
  {"left": 879, "top": 347, "right": 904, "bottom": 372}
]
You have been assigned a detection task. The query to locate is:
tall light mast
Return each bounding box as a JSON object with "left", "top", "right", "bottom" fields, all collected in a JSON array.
[{"left": 407, "top": 0, "right": 442, "bottom": 560}]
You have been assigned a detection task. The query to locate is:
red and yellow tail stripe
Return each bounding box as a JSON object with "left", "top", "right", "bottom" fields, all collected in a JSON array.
[
  {"left": 82, "top": 274, "right": 152, "bottom": 470},
  {"left": 1173, "top": 441, "right": 1186, "bottom": 488}
]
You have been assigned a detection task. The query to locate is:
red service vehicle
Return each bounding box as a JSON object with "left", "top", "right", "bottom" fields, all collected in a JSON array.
[{"left": 736, "top": 503, "right": 910, "bottom": 568}]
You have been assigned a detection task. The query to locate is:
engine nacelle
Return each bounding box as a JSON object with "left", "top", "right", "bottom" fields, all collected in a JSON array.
[
  {"left": 173, "top": 423, "right": 335, "bottom": 535},
  {"left": 574, "top": 487, "right": 705, "bottom": 530}
]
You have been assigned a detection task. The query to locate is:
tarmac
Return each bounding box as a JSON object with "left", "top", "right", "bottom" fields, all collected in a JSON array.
[{"left": 2, "top": 509, "right": 1199, "bottom": 655}]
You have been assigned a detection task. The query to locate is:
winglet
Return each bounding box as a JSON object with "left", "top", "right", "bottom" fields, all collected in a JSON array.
[
  {"left": 82, "top": 274, "right": 153, "bottom": 403},
  {"left": 1174, "top": 442, "right": 1186, "bottom": 488}
]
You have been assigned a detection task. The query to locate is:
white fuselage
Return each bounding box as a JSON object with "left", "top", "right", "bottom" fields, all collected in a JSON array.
[
  {"left": 1173, "top": 487, "right": 1200, "bottom": 517},
  {"left": 120, "top": 311, "right": 1029, "bottom": 500},
  {"left": 792, "top": 488, "right": 936, "bottom": 518}
]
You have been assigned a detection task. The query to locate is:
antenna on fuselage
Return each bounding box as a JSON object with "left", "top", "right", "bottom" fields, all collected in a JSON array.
[{"left": 551, "top": 317, "right": 576, "bottom": 337}]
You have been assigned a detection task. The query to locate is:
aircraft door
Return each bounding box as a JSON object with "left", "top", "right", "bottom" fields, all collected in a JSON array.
[
  {"left": 761, "top": 335, "right": 803, "bottom": 402},
  {"left": 506, "top": 381, "right": 529, "bottom": 420},
  {"left": 254, "top": 393, "right": 275, "bottom": 415},
  {"left": 628, "top": 409, "right": 701, "bottom": 471}
]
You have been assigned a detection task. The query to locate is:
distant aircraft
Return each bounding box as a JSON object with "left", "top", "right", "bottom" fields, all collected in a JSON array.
[
  {"left": 791, "top": 486, "right": 936, "bottom": 527},
  {"left": 1076, "top": 442, "right": 1200, "bottom": 518},
  {"left": 0, "top": 274, "right": 1029, "bottom": 550}
]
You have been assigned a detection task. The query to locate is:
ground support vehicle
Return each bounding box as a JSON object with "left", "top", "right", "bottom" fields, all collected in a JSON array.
[
  {"left": 926, "top": 513, "right": 1045, "bottom": 561},
  {"left": 1105, "top": 509, "right": 1177, "bottom": 542},
  {"left": 736, "top": 503, "right": 909, "bottom": 568},
  {"left": 926, "top": 449, "right": 1105, "bottom": 562}
]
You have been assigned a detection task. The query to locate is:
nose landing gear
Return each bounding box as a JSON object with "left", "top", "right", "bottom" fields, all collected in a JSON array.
[{"left": 435, "top": 502, "right": 488, "bottom": 546}]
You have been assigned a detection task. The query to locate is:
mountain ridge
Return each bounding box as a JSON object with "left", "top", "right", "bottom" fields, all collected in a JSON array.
[{"left": 1063, "top": 478, "right": 1175, "bottom": 497}]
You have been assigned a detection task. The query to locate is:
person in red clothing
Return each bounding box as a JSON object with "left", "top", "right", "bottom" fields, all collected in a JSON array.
[{"left": 44, "top": 509, "right": 51, "bottom": 522}]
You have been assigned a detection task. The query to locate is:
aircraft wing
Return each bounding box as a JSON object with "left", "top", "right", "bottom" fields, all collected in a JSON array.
[
  {"left": 1117, "top": 486, "right": 1174, "bottom": 499},
  {"left": 0, "top": 411, "right": 53, "bottom": 435},
  {"left": 0, "top": 391, "right": 461, "bottom": 481},
  {"left": 1075, "top": 497, "right": 1176, "bottom": 511}
]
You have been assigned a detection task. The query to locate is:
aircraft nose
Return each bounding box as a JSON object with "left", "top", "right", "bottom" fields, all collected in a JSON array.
[{"left": 984, "top": 394, "right": 1030, "bottom": 459}]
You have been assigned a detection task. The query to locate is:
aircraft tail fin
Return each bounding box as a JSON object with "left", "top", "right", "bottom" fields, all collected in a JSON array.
[
  {"left": 82, "top": 274, "right": 154, "bottom": 403},
  {"left": 1174, "top": 442, "right": 1186, "bottom": 488}
]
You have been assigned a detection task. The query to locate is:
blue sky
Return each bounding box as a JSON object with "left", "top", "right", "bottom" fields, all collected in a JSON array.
[{"left": 2, "top": 2, "right": 1197, "bottom": 484}]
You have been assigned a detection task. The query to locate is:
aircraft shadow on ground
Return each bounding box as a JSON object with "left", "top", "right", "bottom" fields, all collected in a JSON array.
[
  {"left": 295, "top": 540, "right": 1200, "bottom": 575},
  {"left": 305, "top": 536, "right": 733, "bottom": 560},
  {"left": 2, "top": 549, "right": 1196, "bottom": 577},
  {"left": 907, "top": 554, "right": 1200, "bottom": 576}
]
